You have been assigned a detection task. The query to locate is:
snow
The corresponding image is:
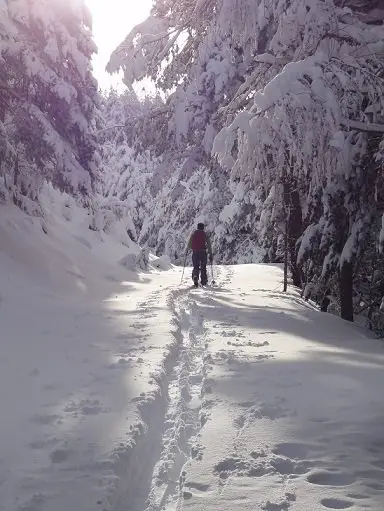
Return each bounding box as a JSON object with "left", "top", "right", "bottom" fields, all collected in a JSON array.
[
  {"left": 253, "top": 54, "right": 324, "bottom": 113},
  {"left": 341, "top": 118, "right": 384, "bottom": 134},
  {"left": 255, "top": 53, "right": 277, "bottom": 64},
  {"left": 339, "top": 221, "right": 363, "bottom": 266},
  {"left": 297, "top": 223, "right": 319, "bottom": 264},
  {"left": 0, "top": 188, "right": 177, "bottom": 510},
  {"left": 107, "top": 16, "right": 170, "bottom": 88},
  {"left": 330, "top": 130, "right": 346, "bottom": 150},
  {"left": 2, "top": 193, "right": 384, "bottom": 510}
]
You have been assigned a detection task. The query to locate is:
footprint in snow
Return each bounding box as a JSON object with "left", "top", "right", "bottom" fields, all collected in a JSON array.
[
  {"left": 221, "top": 330, "right": 244, "bottom": 337},
  {"left": 191, "top": 444, "right": 204, "bottom": 460},
  {"left": 253, "top": 402, "right": 291, "bottom": 421},
  {"left": 250, "top": 449, "right": 267, "bottom": 459},
  {"left": 254, "top": 340, "right": 270, "bottom": 347},
  {"left": 320, "top": 498, "right": 353, "bottom": 509},
  {"left": 233, "top": 414, "right": 246, "bottom": 429},
  {"left": 256, "top": 354, "right": 274, "bottom": 361},
  {"left": 261, "top": 493, "right": 296, "bottom": 510},
  {"left": 307, "top": 471, "right": 355, "bottom": 486},
  {"left": 29, "top": 437, "right": 60, "bottom": 450},
  {"left": 214, "top": 456, "right": 271, "bottom": 479},
  {"left": 214, "top": 457, "right": 246, "bottom": 476},
  {"left": 184, "top": 481, "right": 211, "bottom": 493},
  {"left": 64, "top": 399, "right": 107, "bottom": 416},
  {"left": 130, "top": 322, "right": 148, "bottom": 330},
  {"left": 228, "top": 340, "right": 270, "bottom": 348},
  {"left": 30, "top": 413, "right": 61, "bottom": 425},
  {"left": 233, "top": 400, "right": 291, "bottom": 424},
  {"left": 273, "top": 442, "right": 321, "bottom": 459},
  {"left": 271, "top": 456, "right": 312, "bottom": 476},
  {"left": 50, "top": 449, "right": 70, "bottom": 463}
]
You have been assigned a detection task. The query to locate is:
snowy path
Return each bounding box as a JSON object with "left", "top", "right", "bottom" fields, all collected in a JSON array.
[
  {"left": 127, "top": 265, "right": 384, "bottom": 511},
  {"left": 154, "top": 265, "right": 384, "bottom": 511},
  {"left": 2, "top": 250, "right": 384, "bottom": 510}
]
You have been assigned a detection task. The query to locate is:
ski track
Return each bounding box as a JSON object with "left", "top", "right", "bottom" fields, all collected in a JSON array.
[
  {"left": 110, "top": 265, "right": 231, "bottom": 511},
  {"left": 5, "top": 261, "right": 384, "bottom": 511},
  {"left": 143, "top": 290, "right": 206, "bottom": 510},
  {"left": 109, "top": 288, "right": 182, "bottom": 511},
  {"left": 119, "top": 264, "right": 384, "bottom": 511}
]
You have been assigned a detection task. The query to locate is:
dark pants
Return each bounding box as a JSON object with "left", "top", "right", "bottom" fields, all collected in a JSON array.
[{"left": 192, "top": 250, "right": 208, "bottom": 285}]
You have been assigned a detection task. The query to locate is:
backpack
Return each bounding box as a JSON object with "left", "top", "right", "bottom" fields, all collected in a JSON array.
[{"left": 191, "top": 230, "right": 206, "bottom": 251}]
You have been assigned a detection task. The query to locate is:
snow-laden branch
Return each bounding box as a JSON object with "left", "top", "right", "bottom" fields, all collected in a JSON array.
[
  {"left": 0, "top": 80, "right": 22, "bottom": 100},
  {"left": 107, "top": 15, "right": 187, "bottom": 88},
  {"left": 341, "top": 118, "right": 384, "bottom": 134}
]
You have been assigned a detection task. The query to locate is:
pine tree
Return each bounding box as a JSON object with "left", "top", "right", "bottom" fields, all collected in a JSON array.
[
  {"left": 106, "top": 0, "right": 263, "bottom": 261},
  {"left": 99, "top": 90, "right": 158, "bottom": 240},
  {"left": 212, "top": 0, "right": 384, "bottom": 322},
  {"left": 106, "top": 0, "right": 384, "bottom": 327},
  {"left": 0, "top": 0, "right": 100, "bottom": 209}
]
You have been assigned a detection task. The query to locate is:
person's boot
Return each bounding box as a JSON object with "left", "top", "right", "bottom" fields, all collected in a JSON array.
[{"left": 193, "top": 276, "right": 199, "bottom": 287}]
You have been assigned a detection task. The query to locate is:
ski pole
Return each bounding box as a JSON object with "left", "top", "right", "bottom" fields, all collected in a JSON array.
[
  {"left": 180, "top": 250, "right": 188, "bottom": 284},
  {"left": 210, "top": 259, "right": 216, "bottom": 285}
]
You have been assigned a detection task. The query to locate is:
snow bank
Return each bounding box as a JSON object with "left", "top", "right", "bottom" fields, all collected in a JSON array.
[
  {"left": 0, "top": 187, "right": 178, "bottom": 511},
  {"left": 2, "top": 199, "right": 384, "bottom": 511}
]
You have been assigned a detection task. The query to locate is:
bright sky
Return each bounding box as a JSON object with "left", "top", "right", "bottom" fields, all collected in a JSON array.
[{"left": 87, "top": 0, "right": 153, "bottom": 91}]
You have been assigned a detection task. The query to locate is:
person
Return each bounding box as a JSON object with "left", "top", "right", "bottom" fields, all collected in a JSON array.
[{"left": 188, "top": 223, "right": 213, "bottom": 287}]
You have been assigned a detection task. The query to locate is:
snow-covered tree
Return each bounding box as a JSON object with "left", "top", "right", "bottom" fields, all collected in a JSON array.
[
  {"left": 98, "top": 90, "right": 161, "bottom": 240},
  {"left": 98, "top": 89, "right": 229, "bottom": 260},
  {"left": 212, "top": 0, "right": 384, "bottom": 321},
  {"left": 0, "top": 0, "right": 100, "bottom": 210},
  {"left": 106, "top": 0, "right": 267, "bottom": 261},
  {"left": 106, "top": 0, "right": 384, "bottom": 327}
]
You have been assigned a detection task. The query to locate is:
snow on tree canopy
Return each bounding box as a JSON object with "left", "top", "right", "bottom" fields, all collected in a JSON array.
[
  {"left": 107, "top": 16, "right": 170, "bottom": 89},
  {"left": 211, "top": 0, "right": 384, "bottom": 284},
  {"left": 0, "top": 0, "right": 99, "bottom": 204},
  {"left": 99, "top": 0, "right": 384, "bottom": 326}
]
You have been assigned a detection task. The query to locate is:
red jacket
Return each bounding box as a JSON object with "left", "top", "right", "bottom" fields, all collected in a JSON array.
[{"left": 188, "top": 230, "right": 212, "bottom": 255}]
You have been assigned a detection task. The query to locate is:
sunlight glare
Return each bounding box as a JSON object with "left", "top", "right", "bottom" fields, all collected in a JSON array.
[{"left": 87, "top": 0, "right": 153, "bottom": 90}]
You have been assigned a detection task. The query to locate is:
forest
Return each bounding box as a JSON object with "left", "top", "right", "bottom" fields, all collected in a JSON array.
[{"left": 1, "top": 0, "right": 384, "bottom": 330}]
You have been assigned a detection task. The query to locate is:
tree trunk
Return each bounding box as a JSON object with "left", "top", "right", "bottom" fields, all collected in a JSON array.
[
  {"left": 0, "top": 101, "right": 5, "bottom": 123},
  {"left": 291, "top": 265, "right": 303, "bottom": 288},
  {"left": 286, "top": 184, "right": 303, "bottom": 288},
  {"left": 321, "top": 290, "right": 330, "bottom": 312},
  {"left": 339, "top": 260, "right": 354, "bottom": 321},
  {"left": 283, "top": 215, "right": 288, "bottom": 292}
]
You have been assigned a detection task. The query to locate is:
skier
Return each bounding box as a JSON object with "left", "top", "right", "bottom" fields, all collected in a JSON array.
[{"left": 187, "top": 223, "right": 213, "bottom": 287}]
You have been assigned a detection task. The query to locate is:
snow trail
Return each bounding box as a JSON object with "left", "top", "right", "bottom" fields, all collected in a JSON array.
[
  {"left": 108, "top": 264, "right": 384, "bottom": 511},
  {"left": 2, "top": 204, "right": 384, "bottom": 511},
  {"left": 143, "top": 289, "right": 207, "bottom": 510},
  {"left": 111, "top": 266, "right": 232, "bottom": 511},
  {"left": 163, "top": 266, "right": 384, "bottom": 511}
]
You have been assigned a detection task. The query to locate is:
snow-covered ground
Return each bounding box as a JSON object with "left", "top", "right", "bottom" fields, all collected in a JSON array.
[{"left": 1, "top": 196, "right": 384, "bottom": 511}]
